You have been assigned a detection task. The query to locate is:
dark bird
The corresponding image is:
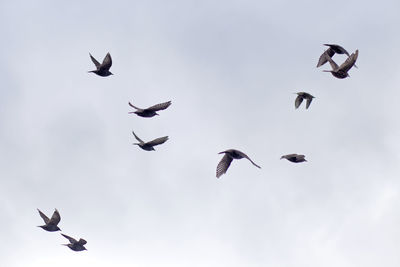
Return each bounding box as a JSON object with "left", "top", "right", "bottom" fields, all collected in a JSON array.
[
  {"left": 323, "top": 50, "right": 358, "bottom": 79},
  {"left": 128, "top": 101, "right": 171, "bottom": 118},
  {"left": 132, "top": 131, "right": 168, "bottom": 151},
  {"left": 295, "top": 92, "right": 315, "bottom": 109},
  {"left": 88, "top": 52, "right": 113, "bottom": 77},
  {"left": 61, "top": 234, "right": 87, "bottom": 251},
  {"left": 216, "top": 149, "right": 261, "bottom": 178},
  {"left": 280, "top": 154, "right": 307, "bottom": 163},
  {"left": 37, "top": 208, "right": 61, "bottom": 232}
]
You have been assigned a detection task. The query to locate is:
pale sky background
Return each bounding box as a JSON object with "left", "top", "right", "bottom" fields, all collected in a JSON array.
[{"left": 1, "top": 0, "right": 400, "bottom": 266}]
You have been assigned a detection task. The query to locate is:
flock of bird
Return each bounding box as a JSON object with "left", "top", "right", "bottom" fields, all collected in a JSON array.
[
  {"left": 37, "top": 208, "right": 87, "bottom": 251},
  {"left": 37, "top": 43, "right": 359, "bottom": 251},
  {"left": 215, "top": 44, "right": 359, "bottom": 177}
]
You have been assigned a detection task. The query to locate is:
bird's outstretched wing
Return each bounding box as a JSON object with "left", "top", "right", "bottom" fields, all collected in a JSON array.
[
  {"left": 62, "top": 234, "right": 78, "bottom": 244},
  {"left": 216, "top": 153, "right": 233, "bottom": 178},
  {"left": 295, "top": 95, "right": 303, "bottom": 109},
  {"left": 128, "top": 102, "right": 140, "bottom": 110},
  {"left": 132, "top": 131, "right": 144, "bottom": 143},
  {"left": 146, "top": 136, "right": 169, "bottom": 146},
  {"left": 101, "top": 52, "right": 112, "bottom": 70},
  {"left": 316, "top": 48, "right": 335, "bottom": 67},
  {"left": 236, "top": 150, "right": 261, "bottom": 169},
  {"left": 37, "top": 209, "right": 50, "bottom": 224},
  {"left": 89, "top": 53, "right": 101, "bottom": 68},
  {"left": 281, "top": 154, "right": 297, "bottom": 160},
  {"left": 147, "top": 101, "right": 172, "bottom": 112},
  {"left": 338, "top": 50, "right": 358, "bottom": 73},
  {"left": 324, "top": 44, "right": 350, "bottom": 56},
  {"left": 49, "top": 209, "right": 61, "bottom": 225},
  {"left": 305, "top": 97, "right": 313, "bottom": 109}
]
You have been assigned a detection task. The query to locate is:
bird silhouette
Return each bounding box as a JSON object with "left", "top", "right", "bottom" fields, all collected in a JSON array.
[
  {"left": 295, "top": 92, "right": 315, "bottom": 109},
  {"left": 128, "top": 101, "right": 171, "bottom": 118},
  {"left": 37, "top": 208, "right": 61, "bottom": 232},
  {"left": 88, "top": 52, "right": 113, "bottom": 77},
  {"left": 323, "top": 50, "right": 358, "bottom": 79},
  {"left": 280, "top": 154, "right": 307, "bottom": 163},
  {"left": 61, "top": 234, "right": 87, "bottom": 251},
  {"left": 216, "top": 149, "right": 261, "bottom": 178},
  {"left": 132, "top": 131, "right": 168, "bottom": 151}
]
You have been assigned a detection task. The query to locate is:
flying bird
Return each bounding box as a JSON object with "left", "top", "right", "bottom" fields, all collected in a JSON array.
[
  {"left": 128, "top": 101, "right": 171, "bottom": 118},
  {"left": 132, "top": 131, "right": 168, "bottom": 151},
  {"left": 295, "top": 92, "right": 315, "bottom": 109},
  {"left": 280, "top": 154, "right": 307, "bottom": 163},
  {"left": 216, "top": 149, "right": 261, "bottom": 178},
  {"left": 323, "top": 50, "right": 358, "bottom": 79},
  {"left": 88, "top": 52, "right": 113, "bottom": 77},
  {"left": 37, "top": 208, "right": 61, "bottom": 232},
  {"left": 61, "top": 234, "right": 87, "bottom": 251}
]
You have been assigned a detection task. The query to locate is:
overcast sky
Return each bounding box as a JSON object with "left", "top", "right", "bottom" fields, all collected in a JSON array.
[{"left": 1, "top": 0, "right": 400, "bottom": 266}]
